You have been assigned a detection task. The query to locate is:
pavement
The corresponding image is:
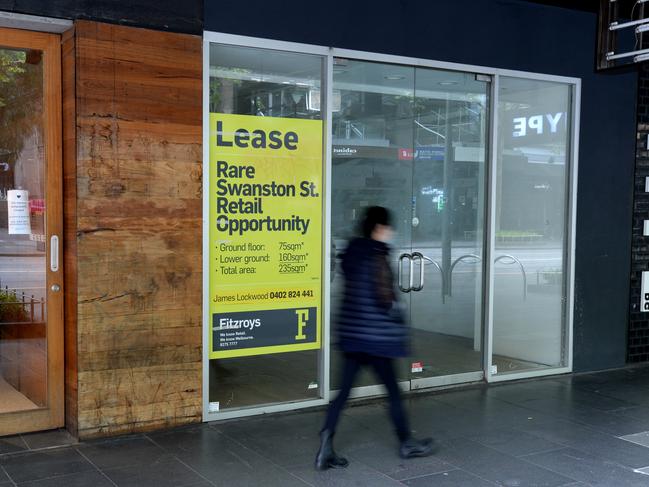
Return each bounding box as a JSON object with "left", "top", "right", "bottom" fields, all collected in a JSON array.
[{"left": 4, "top": 366, "right": 649, "bottom": 486}]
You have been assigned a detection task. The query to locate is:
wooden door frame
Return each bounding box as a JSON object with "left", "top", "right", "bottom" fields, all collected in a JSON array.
[{"left": 0, "top": 27, "right": 64, "bottom": 436}]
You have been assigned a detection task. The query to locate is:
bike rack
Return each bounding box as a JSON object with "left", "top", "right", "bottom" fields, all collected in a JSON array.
[
  {"left": 333, "top": 246, "right": 527, "bottom": 304},
  {"left": 494, "top": 254, "right": 527, "bottom": 301},
  {"left": 419, "top": 254, "right": 446, "bottom": 303},
  {"left": 448, "top": 254, "right": 482, "bottom": 297},
  {"left": 446, "top": 253, "right": 527, "bottom": 301}
]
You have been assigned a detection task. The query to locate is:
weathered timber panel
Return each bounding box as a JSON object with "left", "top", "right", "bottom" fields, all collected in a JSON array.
[
  {"left": 74, "top": 20, "right": 202, "bottom": 438},
  {"left": 62, "top": 26, "right": 78, "bottom": 436}
]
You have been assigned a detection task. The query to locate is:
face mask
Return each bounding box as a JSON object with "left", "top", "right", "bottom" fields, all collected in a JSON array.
[{"left": 373, "top": 225, "right": 393, "bottom": 243}]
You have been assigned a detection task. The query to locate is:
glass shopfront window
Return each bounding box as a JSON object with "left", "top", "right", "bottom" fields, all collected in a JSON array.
[
  {"left": 203, "top": 34, "right": 579, "bottom": 419},
  {"left": 491, "top": 77, "right": 572, "bottom": 374},
  {"left": 206, "top": 43, "right": 326, "bottom": 412}
]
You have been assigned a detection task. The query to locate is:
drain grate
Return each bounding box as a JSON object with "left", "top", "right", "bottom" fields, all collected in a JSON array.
[{"left": 619, "top": 431, "right": 649, "bottom": 448}]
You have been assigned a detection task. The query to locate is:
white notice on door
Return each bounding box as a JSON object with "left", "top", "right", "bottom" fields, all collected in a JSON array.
[{"left": 8, "top": 190, "right": 30, "bottom": 235}]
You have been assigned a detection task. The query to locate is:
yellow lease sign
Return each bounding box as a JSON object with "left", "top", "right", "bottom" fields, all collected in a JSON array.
[{"left": 209, "top": 113, "right": 323, "bottom": 359}]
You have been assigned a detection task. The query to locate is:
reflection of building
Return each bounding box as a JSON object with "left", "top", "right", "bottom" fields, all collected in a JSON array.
[{"left": 500, "top": 153, "right": 565, "bottom": 240}]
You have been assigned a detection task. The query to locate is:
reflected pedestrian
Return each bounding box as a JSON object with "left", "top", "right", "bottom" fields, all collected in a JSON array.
[{"left": 315, "top": 206, "right": 434, "bottom": 471}]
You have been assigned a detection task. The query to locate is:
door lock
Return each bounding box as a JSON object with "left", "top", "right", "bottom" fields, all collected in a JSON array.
[{"left": 51, "top": 284, "right": 61, "bottom": 292}]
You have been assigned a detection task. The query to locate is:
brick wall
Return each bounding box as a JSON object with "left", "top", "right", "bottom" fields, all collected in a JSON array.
[{"left": 629, "top": 62, "right": 649, "bottom": 363}]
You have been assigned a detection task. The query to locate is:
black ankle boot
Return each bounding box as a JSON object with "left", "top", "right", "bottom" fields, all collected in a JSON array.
[
  {"left": 315, "top": 429, "right": 349, "bottom": 470},
  {"left": 399, "top": 437, "right": 435, "bottom": 459}
]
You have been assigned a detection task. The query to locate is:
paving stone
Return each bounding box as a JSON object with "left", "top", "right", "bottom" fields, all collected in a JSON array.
[
  {"left": 288, "top": 460, "right": 403, "bottom": 486},
  {"left": 0, "top": 466, "right": 10, "bottom": 484},
  {"left": 434, "top": 438, "right": 574, "bottom": 486},
  {"left": 21, "top": 430, "right": 77, "bottom": 451},
  {"left": 525, "top": 447, "right": 649, "bottom": 486},
  {"left": 470, "top": 428, "right": 564, "bottom": 457},
  {"left": 102, "top": 456, "right": 205, "bottom": 487},
  {"left": 174, "top": 432, "right": 307, "bottom": 487},
  {"left": 346, "top": 439, "right": 453, "bottom": 481},
  {"left": 76, "top": 436, "right": 165, "bottom": 470},
  {"left": 0, "top": 448, "right": 93, "bottom": 484},
  {"left": 403, "top": 469, "right": 498, "bottom": 486},
  {"left": 0, "top": 436, "right": 27, "bottom": 455},
  {"left": 620, "top": 431, "right": 649, "bottom": 448},
  {"left": 16, "top": 469, "right": 113, "bottom": 487},
  {"left": 519, "top": 418, "right": 649, "bottom": 469}
]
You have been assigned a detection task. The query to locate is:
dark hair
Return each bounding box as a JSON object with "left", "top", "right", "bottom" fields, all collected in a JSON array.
[{"left": 361, "top": 206, "right": 392, "bottom": 238}]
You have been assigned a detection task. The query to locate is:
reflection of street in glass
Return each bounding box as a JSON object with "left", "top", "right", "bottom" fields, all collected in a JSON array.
[
  {"left": 0, "top": 227, "right": 46, "bottom": 321},
  {"left": 0, "top": 228, "right": 44, "bottom": 254},
  {"left": 0, "top": 45, "right": 48, "bottom": 415},
  {"left": 0, "top": 254, "right": 45, "bottom": 321}
]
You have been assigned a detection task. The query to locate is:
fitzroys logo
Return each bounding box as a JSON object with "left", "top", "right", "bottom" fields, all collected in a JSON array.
[
  {"left": 212, "top": 307, "right": 318, "bottom": 357},
  {"left": 295, "top": 309, "right": 309, "bottom": 340},
  {"left": 218, "top": 317, "right": 261, "bottom": 330}
]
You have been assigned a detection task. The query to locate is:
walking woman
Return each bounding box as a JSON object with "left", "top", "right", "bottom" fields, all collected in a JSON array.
[{"left": 315, "top": 206, "right": 434, "bottom": 471}]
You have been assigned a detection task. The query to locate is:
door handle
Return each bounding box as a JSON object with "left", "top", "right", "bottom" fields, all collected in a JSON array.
[
  {"left": 50, "top": 235, "right": 59, "bottom": 272},
  {"left": 398, "top": 253, "right": 413, "bottom": 293},
  {"left": 411, "top": 252, "right": 424, "bottom": 292}
]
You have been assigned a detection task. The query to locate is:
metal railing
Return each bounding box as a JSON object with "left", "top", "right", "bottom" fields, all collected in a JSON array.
[{"left": 0, "top": 287, "right": 45, "bottom": 324}]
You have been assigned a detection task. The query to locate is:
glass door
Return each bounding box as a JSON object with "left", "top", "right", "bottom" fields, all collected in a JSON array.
[
  {"left": 0, "top": 28, "right": 64, "bottom": 436},
  {"left": 330, "top": 59, "right": 415, "bottom": 393},
  {"left": 408, "top": 69, "right": 489, "bottom": 387},
  {"left": 330, "top": 60, "right": 490, "bottom": 394}
]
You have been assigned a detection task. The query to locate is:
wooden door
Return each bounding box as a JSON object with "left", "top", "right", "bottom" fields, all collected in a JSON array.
[{"left": 0, "top": 27, "right": 64, "bottom": 436}]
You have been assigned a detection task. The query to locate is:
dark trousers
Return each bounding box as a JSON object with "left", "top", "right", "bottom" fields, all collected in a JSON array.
[{"left": 323, "top": 352, "right": 410, "bottom": 442}]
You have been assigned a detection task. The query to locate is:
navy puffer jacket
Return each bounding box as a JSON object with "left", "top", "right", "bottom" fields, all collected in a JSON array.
[{"left": 336, "top": 237, "right": 409, "bottom": 358}]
